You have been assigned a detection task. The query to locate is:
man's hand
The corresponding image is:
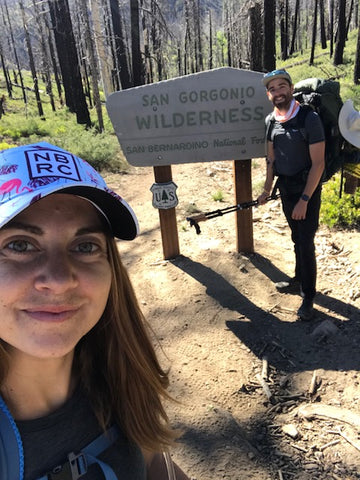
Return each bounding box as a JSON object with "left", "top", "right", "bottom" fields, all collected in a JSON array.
[
  {"left": 292, "top": 199, "right": 308, "bottom": 220},
  {"left": 257, "top": 191, "right": 269, "bottom": 205}
]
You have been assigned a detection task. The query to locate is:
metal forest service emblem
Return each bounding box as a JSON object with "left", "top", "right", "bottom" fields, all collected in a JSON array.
[{"left": 150, "top": 181, "right": 178, "bottom": 209}]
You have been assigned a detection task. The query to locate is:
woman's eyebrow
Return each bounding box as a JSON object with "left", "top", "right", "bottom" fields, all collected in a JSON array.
[{"left": 1, "top": 221, "right": 43, "bottom": 235}]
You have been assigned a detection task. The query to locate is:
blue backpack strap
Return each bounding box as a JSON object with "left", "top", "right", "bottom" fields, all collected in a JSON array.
[
  {"left": 36, "top": 425, "right": 119, "bottom": 480},
  {"left": 82, "top": 425, "right": 119, "bottom": 480},
  {"left": 0, "top": 395, "right": 24, "bottom": 480}
]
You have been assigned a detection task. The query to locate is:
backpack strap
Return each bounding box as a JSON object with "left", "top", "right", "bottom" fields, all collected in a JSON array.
[
  {"left": 0, "top": 395, "right": 25, "bottom": 480},
  {"left": 36, "top": 425, "right": 120, "bottom": 480}
]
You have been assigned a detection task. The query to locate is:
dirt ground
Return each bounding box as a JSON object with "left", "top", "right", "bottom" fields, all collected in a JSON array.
[{"left": 105, "top": 159, "right": 360, "bottom": 480}]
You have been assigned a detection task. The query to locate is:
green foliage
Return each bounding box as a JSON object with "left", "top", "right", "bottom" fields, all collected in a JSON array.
[
  {"left": 320, "top": 175, "right": 360, "bottom": 228},
  {"left": 0, "top": 84, "right": 128, "bottom": 173},
  {"left": 276, "top": 29, "right": 360, "bottom": 108},
  {"left": 212, "top": 190, "right": 224, "bottom": 202}
]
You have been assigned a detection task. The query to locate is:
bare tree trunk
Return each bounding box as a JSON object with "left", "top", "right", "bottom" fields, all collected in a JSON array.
[
  {"left": 334, "top": 0, "right": 347, "bottom": 65},
  {"left": 32, "top": 0, "right": 56, "bottom": 112},
  {"left": 225, "top": 3, "right": 232, "bottom": 66},
  {"left": 310, "top": 0, "right": 318, "bottom": 65},
  {"left": 195, "top": 0, "right": 204, "bottom": 71},
  {"left": 19, "top": 0, "right": 44, "bottom": 117},
  {"left": 0, "top": 41, "right": 12, "bottom": 98},
  {"left": 319, "top": 0, "right": 327, "bottom": 48},
  {"left": 249, "top": 3, "right": 262, "bottom": 71},
  {"left": 354, "top": 3, "right": 360, "bottom": 84},
  {"left": 328, "top": 0, "right": 335, "bottom": 57},
  {"left": 130, "top": 0, "right": 144, "bottom": 86},
  {"left": 263, "top": 0, "right": 276, "bottom": 72},
  {"left": 48, "top": 0, "right": 91, "bottom": 125},
  {"left": 2, "top": 0, "right": 27, "bottom": 105},
  {"left": 90, "top": 0, "right": 113, "bottom": 98},
  {"left": 109, "top": 0, "right": 132, "bottom": 89},
  {"left": 346, "top": 0, "right": 355, "bottom": 39},
  {"left": 280, "top": 0, "right": 288, "bottom": 60},
  {"left": 78, "top": 0, "right": 104, "bottom": 132},
  {"left": 208, "top": 9, "right": 213, "bottom": 70},
  {"left": 290, "top": 0, "right": 300, "bottom": 55}
]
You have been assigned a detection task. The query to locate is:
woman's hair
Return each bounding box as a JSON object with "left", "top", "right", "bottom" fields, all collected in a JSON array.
[{"left": 76, "top": 236, "right": 177, "bottom": 452}]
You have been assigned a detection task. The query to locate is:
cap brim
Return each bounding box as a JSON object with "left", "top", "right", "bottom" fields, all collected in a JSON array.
[
  {"left": 263, "top": 73, "right": 292, "bottom": 87},
  {"left": 59, "top": 186, "right": 139, "bottom": 240},
  {"left": 338, "top": 100, "right": 360, "bottom": 149},
  {"left": 0, "top": 183, "right": 139, "bottom": 241}
]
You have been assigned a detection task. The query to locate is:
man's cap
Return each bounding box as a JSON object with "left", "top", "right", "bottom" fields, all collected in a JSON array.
[
  {"left": 0, "top": 142, "right": 139, "bottom": 240},
  {"left": 338, "top": 99, "right": 360, "bottom": 149},
  {"left": 262, "top": 69, "right": 292, "bottom": 88}
]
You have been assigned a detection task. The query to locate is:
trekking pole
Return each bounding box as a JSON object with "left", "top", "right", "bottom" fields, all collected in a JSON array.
[{"left": 186, "top": 193, "right": 280, "bottom": 235}]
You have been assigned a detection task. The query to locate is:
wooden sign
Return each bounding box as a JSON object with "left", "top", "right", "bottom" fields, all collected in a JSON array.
[{"left": 106, "top": 67, "right": 271, "bottom": 167}]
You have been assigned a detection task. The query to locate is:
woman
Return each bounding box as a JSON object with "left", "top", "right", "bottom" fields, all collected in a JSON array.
[{"left": 0, "top": 142, "right": 190, "bottom": 479}]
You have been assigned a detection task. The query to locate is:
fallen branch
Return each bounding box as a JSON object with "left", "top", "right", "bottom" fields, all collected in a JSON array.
[
  {"left": 256, "top": 373, "right": 274, "bottom": 403},
  {"left": 337, "top": 429, "right": 360, "bottom": 453},
  {"left": 308, "top": 370, "right": 320, "bottom": 396},
  {"left": 297, "top": 403, "right": 360, "bottom": 429}
]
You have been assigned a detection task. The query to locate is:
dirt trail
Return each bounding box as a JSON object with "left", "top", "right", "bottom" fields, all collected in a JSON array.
[{"left": 106, "top": 161, "right": 360, "bottom": 480}]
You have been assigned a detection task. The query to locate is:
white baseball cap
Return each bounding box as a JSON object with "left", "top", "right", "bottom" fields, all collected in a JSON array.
[
  {"left": 338, "top": 99, "right": 360, "bottom": 149},
  {"left": 0, "top": 142, "right": 139, "bottom": 240}
]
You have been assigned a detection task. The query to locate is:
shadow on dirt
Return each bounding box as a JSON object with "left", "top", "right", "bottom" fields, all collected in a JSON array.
[{"left": 171, "top": 254, "right": 360, "bottom": 374}]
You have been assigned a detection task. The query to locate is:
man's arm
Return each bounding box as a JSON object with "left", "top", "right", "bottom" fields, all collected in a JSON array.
[
  {"left": 258, "top": 141, "right": 275, "bottom": 205},
  {"left": 291, "top": 140, "right": 325, "bottom": 220}
]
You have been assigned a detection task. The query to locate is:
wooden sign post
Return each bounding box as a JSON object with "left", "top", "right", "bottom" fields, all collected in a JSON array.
[
  {"left": 153, "top": 165, "right": 179, "bottom": 259},
  {"left": 233, "top": 159, "right": 254, "bottom": 253}
]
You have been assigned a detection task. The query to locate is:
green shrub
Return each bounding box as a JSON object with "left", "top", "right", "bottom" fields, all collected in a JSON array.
[
  {"left": 212, "top": 190, "right": 224, "bottom": 202},
  {"left": 320, "top": 174, "right": 360, "bottom": 228}
]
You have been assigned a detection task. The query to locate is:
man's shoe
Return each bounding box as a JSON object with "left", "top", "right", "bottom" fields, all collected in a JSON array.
[
  {"left": 297, "top": 298, "right": 314, "bottom": 321},
  {"left": 275, "top": 277, "right": 300, "bottom": 294}
]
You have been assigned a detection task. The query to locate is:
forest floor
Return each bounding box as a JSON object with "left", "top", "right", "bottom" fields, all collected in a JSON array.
[{"left": 105, "top": 159, "right": 360, "bottom": 480}]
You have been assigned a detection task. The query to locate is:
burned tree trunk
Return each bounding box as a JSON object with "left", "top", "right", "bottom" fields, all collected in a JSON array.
[
  {"left": 48, "top": 0, "right": 91, "bottom": 126},
  {"left": 263, "top": 0, "right": 276, "bottom": 72}
]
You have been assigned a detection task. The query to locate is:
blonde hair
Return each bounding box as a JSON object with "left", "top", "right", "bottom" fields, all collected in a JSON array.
[{"left": 76, "top": 237, "right": 177, "bottom": 451}]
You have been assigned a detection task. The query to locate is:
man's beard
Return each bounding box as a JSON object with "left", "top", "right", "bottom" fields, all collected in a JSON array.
[{"left": 273, "top": 94, "right": 292, "bottom": 110}]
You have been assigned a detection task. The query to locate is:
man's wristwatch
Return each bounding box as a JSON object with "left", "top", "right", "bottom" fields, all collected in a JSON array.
[{"left": 301, "top": 193, "right": 310, "bottom": 202}]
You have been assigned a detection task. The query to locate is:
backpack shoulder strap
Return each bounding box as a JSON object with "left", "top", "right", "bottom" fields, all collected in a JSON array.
[
  {"left": 36, "top": 425, "right": 120, "bottom": 480},
  {"left": 265, "top": 111, "right": 275, "bottom": 141},
  {"left": 0, "top": 395, "right": 24, "bottom": 480},
  {"left": 296, "top": 104, "right": 313, "bottom": 128},
  {"left": 295, "top": 104, "right": 314, "bottom": 142}
]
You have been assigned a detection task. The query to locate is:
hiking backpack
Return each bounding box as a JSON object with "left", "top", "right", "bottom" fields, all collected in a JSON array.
[
  {"left": 266, "top": 77, "right": 360, "bottom": 183},
  {"left": 0, "top": 395, "right": 119, "bottom": 480}
]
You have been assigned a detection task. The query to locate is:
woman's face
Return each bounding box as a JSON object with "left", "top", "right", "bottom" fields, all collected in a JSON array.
[{"left": 0, "top": 193, "right": 112, "bottom": 360}]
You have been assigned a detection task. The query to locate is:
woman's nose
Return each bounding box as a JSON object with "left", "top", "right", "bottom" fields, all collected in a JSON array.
[{"left": 34, "top": 251, "right": 79, "bottom": 293}]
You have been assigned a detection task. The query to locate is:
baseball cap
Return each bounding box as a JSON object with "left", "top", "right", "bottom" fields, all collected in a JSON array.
[
  {"left": 338, "top": 99, "right": 360, "bottom": 149},
  {"left": 262, "top": 69, "right": 292, "bottom": 88},
  {"left": 0, "top": 142, "right": 139, "bottom": 240}
]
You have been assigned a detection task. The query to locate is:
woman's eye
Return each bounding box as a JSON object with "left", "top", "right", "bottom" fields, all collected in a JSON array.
[
  {"left": 75, "top": 242, "right": 99, "bottom": 254},
  {"left": 6, "top": 240, "right": 35, "bottom": 253}
]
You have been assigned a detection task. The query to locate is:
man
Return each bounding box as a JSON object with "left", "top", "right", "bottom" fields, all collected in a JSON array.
[{"left": 258, "top": 69, "right": 325, "bottom": 321}]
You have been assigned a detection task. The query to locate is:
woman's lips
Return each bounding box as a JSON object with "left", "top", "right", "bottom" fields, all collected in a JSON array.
[{"left": 23, "top": 306, "right": 80, "bottom": 322}]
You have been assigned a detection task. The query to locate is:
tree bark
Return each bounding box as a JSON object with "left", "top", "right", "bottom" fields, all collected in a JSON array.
[
  {"left": 2, "top": 0, "right": 27, "bottom": 105},
  {"left": 130, "top": 0, "right": 144, "bottom": 86},
  {"left": 78, "top": 0, "right": 104, "bottom": 131},
  {"left": 109, "top": 0, "right": 132, "bottom": 89},
  {"left": 333, "top": 0, "right": 347, "bottom": 65},
  {"left": 263, "top": 0, "right": 276, "bottom": 72},
  {"left": 319, "top": 0, "right": 327, "bottom": 48},
  {"left": 19, "top": 0, "right": 44, "bottom": 117},
  {"left": 90, "top": 0, "right": 113, "bottom": 98},
  {"left": 48, "top": 0, "right": 91, "bottom": 125},
  {"left": 310, "top": 0, "right": 318, "bottom": 65},
  {"left": 249, "top": 3, "right": 262, "bottom": 71},
  {"left": 290, "top": 0, "right": 300, "bottom": 55},
  {"left": 354, "top": 3, "right": 360, "bottom": 84}
]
